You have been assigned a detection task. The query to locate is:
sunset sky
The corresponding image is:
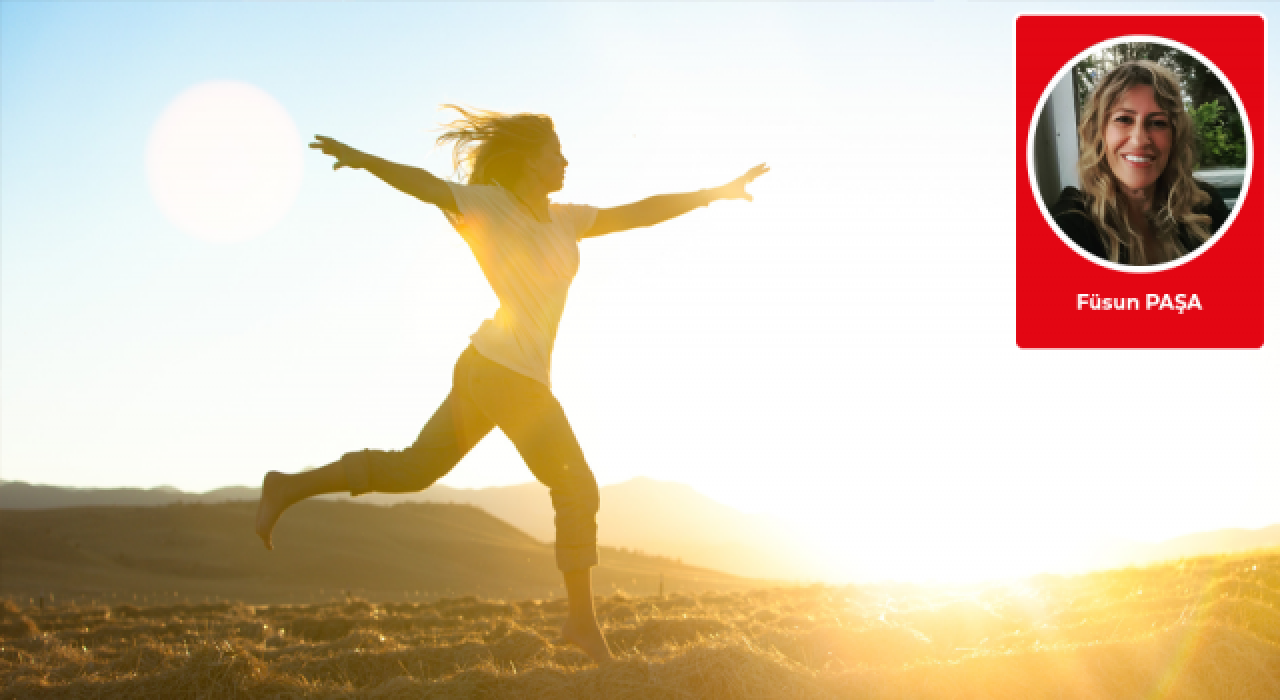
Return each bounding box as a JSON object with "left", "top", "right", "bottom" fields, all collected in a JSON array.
[{"left": 3, "top": 2, "right": 1276, "bottom": 582}]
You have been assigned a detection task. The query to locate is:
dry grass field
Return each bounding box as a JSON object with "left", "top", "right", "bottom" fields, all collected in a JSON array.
[{"left": 2, "top": 549, "right": 1277, "bottom": 699}]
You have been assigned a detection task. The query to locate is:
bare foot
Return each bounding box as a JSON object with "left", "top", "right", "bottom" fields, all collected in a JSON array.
[
  {"left": 561, "top": 616, "right": 613, "bottom": 664},
  {"left": 255, "top": 471, "right": 291, "bottom": 550}
]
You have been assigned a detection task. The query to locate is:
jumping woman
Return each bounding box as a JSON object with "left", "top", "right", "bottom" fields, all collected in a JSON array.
[{"left": 255, "top": 106, "right": 768, "bottom": 663}]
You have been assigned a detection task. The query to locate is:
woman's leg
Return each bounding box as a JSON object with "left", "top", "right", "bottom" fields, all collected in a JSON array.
[
  {"left": 464, "top": 353, "right": 611, "bottom": 662},
  {"left": 561, "top": 567, "right": 610, "bottom": 663},
  {"left": 256, "top": 356, "right": 495, "bottom": 549},
  {"left": 255, "top": 461, "right": 349, "bottom": 550}
]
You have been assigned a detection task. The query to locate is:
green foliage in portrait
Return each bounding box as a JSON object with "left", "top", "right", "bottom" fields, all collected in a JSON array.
[{"left": 1191, "top": 99, "right": 1247, "bottom": 168}]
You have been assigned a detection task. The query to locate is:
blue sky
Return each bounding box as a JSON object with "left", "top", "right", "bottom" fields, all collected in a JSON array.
[{"left": 3, "top": 2, "right": 1276, "bottom": 581}]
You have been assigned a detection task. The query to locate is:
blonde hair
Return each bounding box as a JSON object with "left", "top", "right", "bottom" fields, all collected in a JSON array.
[
  {"left": 1075, "top": 60, "right": 1211, "bottom": 264},
  {"left": 436, "top": 105, "right": 556, "bottom": 190}
]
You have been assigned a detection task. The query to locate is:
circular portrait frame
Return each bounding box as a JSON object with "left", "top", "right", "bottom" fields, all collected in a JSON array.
[{"left": 1026, "top": 34, "right": 1254, "bottom": 274}]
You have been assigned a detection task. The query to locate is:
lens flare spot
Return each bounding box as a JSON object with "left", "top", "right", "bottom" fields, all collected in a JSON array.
[{"left": 146, "top": 81, "right": 303, "bottom": 243}]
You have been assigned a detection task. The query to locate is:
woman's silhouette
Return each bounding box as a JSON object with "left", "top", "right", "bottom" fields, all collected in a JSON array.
[{"left": 256, "top": 105, "right": 767, "bottom": 662}]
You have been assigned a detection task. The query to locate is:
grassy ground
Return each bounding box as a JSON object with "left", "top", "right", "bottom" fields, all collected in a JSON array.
[{"left": 2, "top": 549, "right": 1278, "bottom": 699}]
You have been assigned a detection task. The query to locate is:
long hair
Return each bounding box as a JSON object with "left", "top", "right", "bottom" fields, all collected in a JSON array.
[
  {"left": 435, "top": 105, "right": 556, "bottom": 190},
  {"left": 1075, "top": 60, "right": 1211, "bottom": 264}
]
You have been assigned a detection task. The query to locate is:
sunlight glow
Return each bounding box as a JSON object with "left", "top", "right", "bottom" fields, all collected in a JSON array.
[{"left": 146, "top": 81, "right": 303, "bottom": 243}]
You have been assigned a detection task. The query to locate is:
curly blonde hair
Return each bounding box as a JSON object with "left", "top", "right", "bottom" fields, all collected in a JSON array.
[
  {"left": 1075, "top": 60, "right": 1211, "bottom": 264},
  {"left": 435, "top": 105, "right": 556, "bottom": 190}
]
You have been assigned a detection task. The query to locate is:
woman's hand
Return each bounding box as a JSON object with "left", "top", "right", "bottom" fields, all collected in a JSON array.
[
  {"left": 309, "top": 135, "right": 368, "bottom": 170},
  {"left": 308, "top": 137, "right": 457, "bottom": 213},
  {"left": 718, "top": 163, "right": 770, "bottom": 202},
  {"left": 582, "top": 163, "right": 772, "bottom": 239}
]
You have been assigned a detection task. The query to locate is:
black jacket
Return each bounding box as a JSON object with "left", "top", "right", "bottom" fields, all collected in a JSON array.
[{"left": 1050, "top": 182, "right": 1230, "bottom": 264}]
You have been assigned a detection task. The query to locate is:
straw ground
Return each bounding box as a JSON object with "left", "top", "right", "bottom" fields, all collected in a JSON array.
[{"left": 3, "top": 549, "right": 1278, "bottom": 699}]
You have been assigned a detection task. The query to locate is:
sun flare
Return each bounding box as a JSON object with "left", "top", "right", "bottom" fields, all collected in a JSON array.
[{"left": 145, "top": 80, "right": 303, "bottom": 243}]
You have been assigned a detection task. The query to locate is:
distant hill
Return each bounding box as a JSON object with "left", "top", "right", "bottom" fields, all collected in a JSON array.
[
  {"left": 0, "top": 500, "right": 757, "bottom": 604},
  {"left": 5, "top": 480, "right": 1275, "bottom": 582},
  {"left": 1091, "top": 524, "right": 1280, "bottom": 570},
  {"left": 0, "top": 481, "right": 262, "bottom": 508},
  {"left": 1, "top": 479, "right": 826, "bottom": 581}
]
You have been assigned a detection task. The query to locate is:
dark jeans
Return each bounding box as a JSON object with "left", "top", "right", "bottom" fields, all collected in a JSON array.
[{"left": 341, "top": 345, "right": 599, "bottom": 571}]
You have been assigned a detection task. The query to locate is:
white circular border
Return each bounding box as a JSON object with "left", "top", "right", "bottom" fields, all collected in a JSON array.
[{"left": 1027, "top": 34, "right": 1254, "bottom": 274}]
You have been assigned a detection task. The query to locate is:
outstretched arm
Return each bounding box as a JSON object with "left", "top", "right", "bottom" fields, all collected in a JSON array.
[
  {"left": 309, "top": 135, "right": 458, "bottom": 215},
  {"left": 581, "top": 164, "right": 769, "bottom": 239}
]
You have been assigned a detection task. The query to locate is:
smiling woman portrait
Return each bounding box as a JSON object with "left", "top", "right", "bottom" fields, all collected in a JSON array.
[{"left": 1052, "top": 60, "right": 1230, "bottom": 266}]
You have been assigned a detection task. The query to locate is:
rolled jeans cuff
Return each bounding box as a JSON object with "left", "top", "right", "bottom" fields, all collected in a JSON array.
[
  {"left": 343, "top": 450, "right": 372, "bottom": 497},
  {"left": 556, "top": 544, "right": 599, "bottom": 572}
]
